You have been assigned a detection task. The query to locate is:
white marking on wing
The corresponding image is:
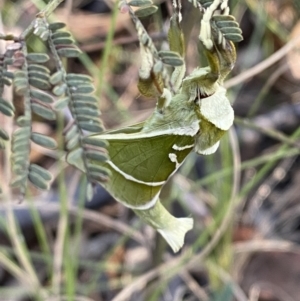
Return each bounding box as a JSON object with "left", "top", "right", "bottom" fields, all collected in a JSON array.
[
  {"left": 168, "top": 153, "right": 180, "bottom": 169},
  {"left": 95, "top": 120, "right": 199, "bottom": 140},
  {"left": 107, "top": 161, "right": 165, "bottom": 186},
  {"left": 172, "top": 144, "right": 194, "bottom": 151},
  {"left": 196, "top": 141, "right": 220, "bottom": 155}
]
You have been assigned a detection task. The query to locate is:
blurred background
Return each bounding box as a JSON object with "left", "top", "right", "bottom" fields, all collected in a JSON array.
[{"left": 0, "top": 0, "right": 300, "bottom": 300}]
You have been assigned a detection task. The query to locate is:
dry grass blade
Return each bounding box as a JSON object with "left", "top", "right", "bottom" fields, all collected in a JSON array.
[
  {"left": 234, "top": 239, "right": 300, "bottom": 255},
  {"left": 206, "top": 260, "right": 249, "bottom": 301},
  {"left": 180, "top": 270, "right": 209, "bottom": 301},
  {"left": 225, "top": 34, "right": 300, "bottom": 88}
]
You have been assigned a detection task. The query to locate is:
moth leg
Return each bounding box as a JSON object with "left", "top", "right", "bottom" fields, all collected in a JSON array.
[
  {"left": 137, "top": 42, "right": 165, "bottom": 99},
  {"left": 214, "top": 38, "right": 236, "bottom": 84},
  {"left": 210, "top": 13, "right": 243, "bottom": 83},
  {"left": 181, "top": 34, "right": 221, "bottom": 100}
]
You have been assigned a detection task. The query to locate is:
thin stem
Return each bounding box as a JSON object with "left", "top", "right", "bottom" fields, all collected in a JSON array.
[
  {"left": 225, "top": 33, "right": 300, "bottom": 88},
  {"left": 234, "top": 116, "right": 300, "bottom": 150},
  {"left": 21, "top": 0, "right": 65, "bottom": 39}
]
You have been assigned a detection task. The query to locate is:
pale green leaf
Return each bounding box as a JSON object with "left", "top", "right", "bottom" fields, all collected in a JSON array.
[
  {"left": 67, "top": 148, "right": 86, "bottom": 172},
  {"left": 29, "top": 164, "right": 52, "bottom": 181},
  {"left": 50, "top": 71, "right": 64, "bottom": 85},
  {"left": 49, "top": 22, "right": 66, "bottom": 31},
  {"left": 52, "top": 37, "right": 74, "bottom": 45},
  {"left": 26, "top": 53, "right": 50, "bottom": 63},
  {"left": 65, "top": 124, "right": 78, "bottom": 141},
  {"left": 0, "top": 128, "right": 9, "bottom": 141},
  {"left": 66, "top": 133, "right": 79, "bottom": 150},
  {"left": 57, "top": 48, "right": 81, "bottom": 58},
  {"left": 66, "top": 73, "right": 93, "bottom": 83},
  {"left": 86, "top": 150, "right": 108, "bottom": 162},
  {"left": 128, "top": 0, "right": 153, "bottom": 6},
  {"left": 72, "top": 84, "right": 94, "bottom": 94},
  {"left": 28, "top": 171, "right": 49, "bottom": 190},
  {"left": 83, "top": 137, "right": 108, "bottom": 148},
  {"left": 31, "top": 89, "right": 54, "bottom": 103},
  {"left": 0, "top": 98, "right": 15, "bottom": 116},
  {"left": 161, "top": 56, "right": 184, "bottom": 66},
  {"left": 135, "top": 5, "right": 158, "bottom": 17},
  {"left": 223, "top": 33, "right": 243, "bottom": 42},
  {"left": 28, "top": 64, "right": 50, "bottom": 74},
  {"left": 10, "top": 175, "right": 27, "bottom": 188},
  {"left": 53, "top": 96, "right": 70, "bottom": 110},
  {"left": 29, "top": 77, "right": 51, "bottom": 90},
  {"left": 53, "top": 83, "right": 67, "bottom": 96},
  {"left": 52, "top": 31, "right": 72, "bottom": 39},
  {"left": 31, "top": 103, "right": 56, "bottom": 120},
  {"left": 16, "top": 116, "right": 31, "bottom": 127},
  {"left": 31, "top": 132, "right": 57, "bottom": 149},
  {"left": 28, "top": 70, "right": 50, "bottom": 82},
  {"left": 79, "top": 121, "right": 104, "bottom": 132}
]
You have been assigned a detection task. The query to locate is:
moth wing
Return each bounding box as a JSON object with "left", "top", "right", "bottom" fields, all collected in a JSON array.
[
  {"left": 102, "top": 122, "right": 145, "bottom": 135},
  {"left": 92, "top": 131, "right": 194, "bottom": 209}
]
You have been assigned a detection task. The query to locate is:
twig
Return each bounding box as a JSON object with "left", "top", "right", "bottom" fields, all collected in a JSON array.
[
  {"left": 180, "top": 270, "right": 209, "bottom": 301},
  {"left": 21, "top": 0, "right": 65, "bottom": 39},
  {"left": 206, "top": 260, "right": 249, "bottom": 301},
  {"left": 0, "top": 202, "right": 146, "bottom": 245},
  {"left": 234, "top": 117, "right": 300, "bottom": 150},
  {"left": 225, "top": 34, "right": 300, "bottom": 88},
  {"left": 234, "top": 239, "right": 300, "bottom": 255},
  {"left": 80, "top": 32, "right": 167, "bottom": 52}
]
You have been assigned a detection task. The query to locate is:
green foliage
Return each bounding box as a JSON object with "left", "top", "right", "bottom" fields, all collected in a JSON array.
[{"left": 0, "top": 12, "right": 108, "bottom": 197}]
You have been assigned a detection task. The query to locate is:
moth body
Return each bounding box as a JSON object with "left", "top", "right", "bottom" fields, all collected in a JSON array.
[{"left": 67, "top": 0, "right": 242, "bottom": 252}]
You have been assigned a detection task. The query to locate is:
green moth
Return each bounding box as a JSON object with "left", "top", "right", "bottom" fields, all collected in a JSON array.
[{"left": 68, "top": 0, "right": 242, "bottom": 252}]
